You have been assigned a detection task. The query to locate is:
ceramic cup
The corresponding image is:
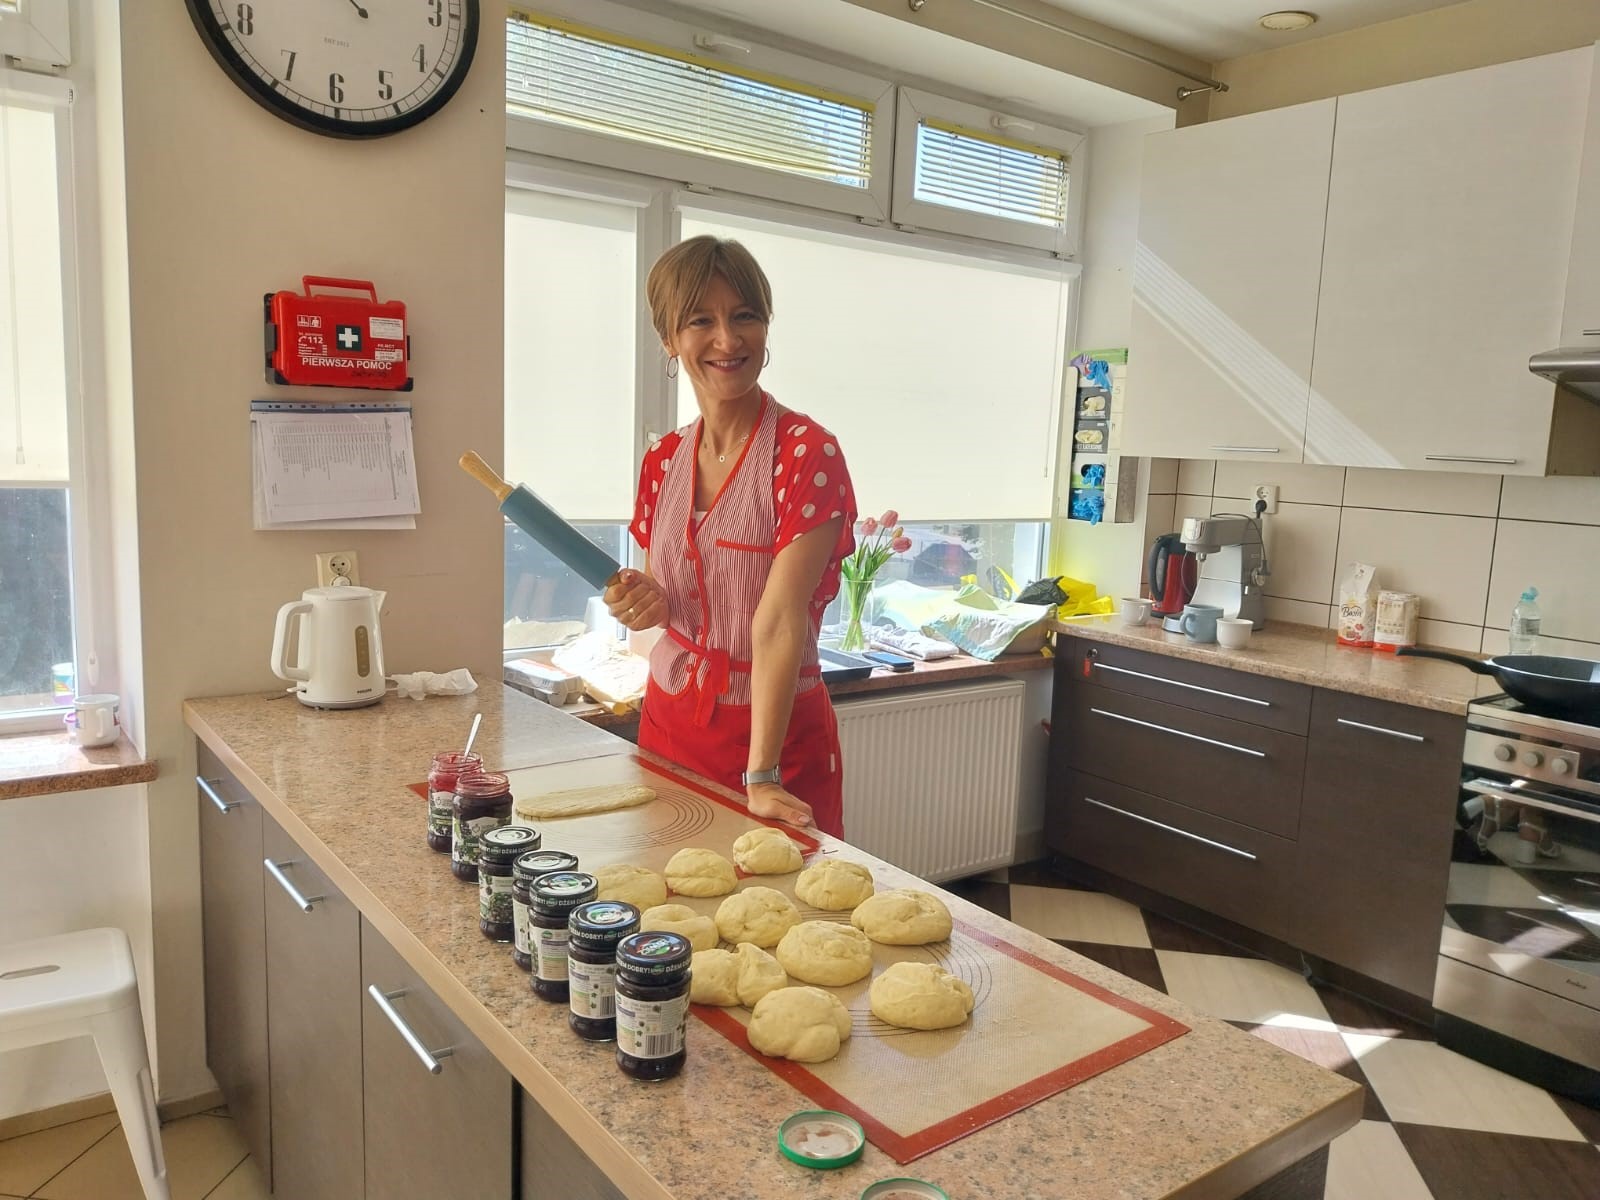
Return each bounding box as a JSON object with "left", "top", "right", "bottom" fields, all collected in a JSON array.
[
  {"left": 1180, "top": 603, "right": 1224, "bottom": 644},
  {"left": 1119, "top": 597, "right": 1153, "bottom": 626},
  {"left": 1216, "top": 616, "right": 1254, "bottom": 649},
  {"left": 70, "top": 693, "right": 120, "bottom": 748}
]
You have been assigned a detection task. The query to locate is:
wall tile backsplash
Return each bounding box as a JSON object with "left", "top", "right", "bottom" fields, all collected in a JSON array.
[{"left": 1153, "top": 461, "right": 1600, "bottom": 655}]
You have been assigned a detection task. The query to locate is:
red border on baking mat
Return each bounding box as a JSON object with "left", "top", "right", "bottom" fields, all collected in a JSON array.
[{"left": 693, "top": 918, "right": 1189, "bottom": 1164}]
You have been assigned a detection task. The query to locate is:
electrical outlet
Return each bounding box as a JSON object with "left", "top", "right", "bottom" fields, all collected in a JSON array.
[
  {"left": 1251, "top": 484, "right": 1279, "bottom": 514},
  {"left": 315, "top": 550, "right": 360, "bottom": 588}
]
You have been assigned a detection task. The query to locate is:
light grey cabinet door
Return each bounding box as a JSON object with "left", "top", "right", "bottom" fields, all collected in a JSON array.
[
  {"left": 521, "top": 1095, "right": 626, "bottom": 1200},
  {"left": 196, "top": 742, "right": 271, "bottom": 1188},
  {"left": 361, "top": 919, "right": 513, "bottom": 1200},
  {"left": 263, "top": 820, "right": 364, "bottom": 1200}
]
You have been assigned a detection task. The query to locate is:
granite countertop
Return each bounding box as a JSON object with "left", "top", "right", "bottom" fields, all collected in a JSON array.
[
  {"left": 184, "top": 684, "right": 1360, "bottom": 1200},
  {"left": 1052, "top": 616, "right": 1501, "bottom": 715},
  {"left": 0, "top": 730, "right": 158, "bottom": 801}
]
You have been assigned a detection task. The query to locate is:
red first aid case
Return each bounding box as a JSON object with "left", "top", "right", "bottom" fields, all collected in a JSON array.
[{"left": 264, "top": 276, "right": 412, "bottom": 391}]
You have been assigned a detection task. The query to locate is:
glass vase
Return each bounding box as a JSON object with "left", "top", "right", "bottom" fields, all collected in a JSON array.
[{"left": 839, "top": 577, "right": 874, "bottom": 652}]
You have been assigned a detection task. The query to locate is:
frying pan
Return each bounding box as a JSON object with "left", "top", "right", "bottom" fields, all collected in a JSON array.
[
  {"left": 1396, "top": 647, "right": 1600, "bottom": 716},
  {"left": 460, "top": 451, "right": 623, "bottom": 592}
]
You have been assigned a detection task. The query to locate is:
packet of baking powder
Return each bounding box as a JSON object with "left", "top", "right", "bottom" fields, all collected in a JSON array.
[{"left": 1373, "top": 590, "right": 1420, "bottom": 653}]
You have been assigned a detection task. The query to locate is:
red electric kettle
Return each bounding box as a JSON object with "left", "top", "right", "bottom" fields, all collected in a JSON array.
[{"left": 1148, "top": 532, "right": 1198, "bottom": 618}]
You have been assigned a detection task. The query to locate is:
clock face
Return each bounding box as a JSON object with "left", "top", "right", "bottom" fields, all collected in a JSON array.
[{"left": 184, "top": 0, "right": 480, "bottom": 138}]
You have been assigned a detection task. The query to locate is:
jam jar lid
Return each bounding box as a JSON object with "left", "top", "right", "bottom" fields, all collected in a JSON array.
[
  {"left": 454, "top": 770, "right": 511, "bottom": 799},
  {"left": 777, "top": 1111, "right": 865, "bottom": 1170},
  {"left": 530, "top": 871, "right": 599, "bottom": 914},
  {"left": 479, "top": 825, "right": 541, "bottom": 866},
  {"left": 567, "top": 900, "right": 642, "bottom": 950},
  {"left": 615, "top": 931, "right": 692, "bottom": 983},
  {"left": 859, "top": 1181, "right": 948, "bottom": 1200},
  {"left": 513, "top": 848, "right": 577, "bottom": 883}
]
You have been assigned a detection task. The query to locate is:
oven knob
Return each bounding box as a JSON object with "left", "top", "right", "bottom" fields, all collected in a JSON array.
[
  {"left": 1522, "top": 750, "right": 1544, "bottom": 768},
  {"left": 1493, "top": 743, "right": 1515, "bottom": 762},
  {"left": 1552, "top": 757, "right": 1573, "bottom": 776}
]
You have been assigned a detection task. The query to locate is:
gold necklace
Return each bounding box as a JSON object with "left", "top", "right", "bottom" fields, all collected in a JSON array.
[{"left": 705, "top": 430, "right": 750, "bottom": 464}]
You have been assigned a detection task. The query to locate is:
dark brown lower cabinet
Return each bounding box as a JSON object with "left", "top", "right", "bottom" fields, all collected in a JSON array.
[{"left": 521, "top": 1096, "right": 627, "bottom": 1200}]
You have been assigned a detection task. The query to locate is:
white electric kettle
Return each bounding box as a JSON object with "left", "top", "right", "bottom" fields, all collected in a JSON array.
[{"left": 271, "top": 585, "right": 388, "bottom": 709}]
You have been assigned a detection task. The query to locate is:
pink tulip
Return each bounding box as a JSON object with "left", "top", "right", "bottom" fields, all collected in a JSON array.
[
  {"left": 860, "top": 516, "right": 879, "bottom": 535},
  {"left": 880, "top": 509, "right": 899, "bottom": 528},
  {"left": 891, "top": 536, "right": 912, "bottom": 553}
]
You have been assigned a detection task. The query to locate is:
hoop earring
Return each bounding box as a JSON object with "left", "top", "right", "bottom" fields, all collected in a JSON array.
[
  {"left": 666, "top": 356, "right": 679, "bottom": 379},
  {"left": 762, "top": 348, "right": 771, "bottom": 368}
]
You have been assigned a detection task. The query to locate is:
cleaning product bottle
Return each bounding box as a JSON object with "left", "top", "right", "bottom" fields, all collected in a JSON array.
[{"left": 1509, "top": 587, "right": 1541, "bottom": 655}]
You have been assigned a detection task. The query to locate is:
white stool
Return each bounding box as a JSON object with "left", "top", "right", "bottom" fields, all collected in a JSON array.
[{"left": 0, "top": 928, "right": 170, "bottom": 1200}]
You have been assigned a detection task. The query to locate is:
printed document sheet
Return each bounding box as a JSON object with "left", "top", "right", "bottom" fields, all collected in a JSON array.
[{"left": 251, "top": 410, "right": 420, "bottom": 528}]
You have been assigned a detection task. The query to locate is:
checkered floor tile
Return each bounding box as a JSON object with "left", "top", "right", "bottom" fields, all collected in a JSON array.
[{"left": 945, "top": 862, "right": 1600, "bottom": 1200}]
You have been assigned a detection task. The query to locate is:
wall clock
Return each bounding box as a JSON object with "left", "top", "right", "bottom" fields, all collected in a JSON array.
[{"left": 183, "top": 0, "right": 480, "bottom": 139}]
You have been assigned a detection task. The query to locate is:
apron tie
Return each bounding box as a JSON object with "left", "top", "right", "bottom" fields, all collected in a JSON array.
[{"left": 668, "top": 627, "right": 748, "bottom": 728}]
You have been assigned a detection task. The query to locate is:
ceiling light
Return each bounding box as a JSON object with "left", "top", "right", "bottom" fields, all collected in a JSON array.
[{"left": 1259, "top": 10, "right": 1318, "bottom": 32}]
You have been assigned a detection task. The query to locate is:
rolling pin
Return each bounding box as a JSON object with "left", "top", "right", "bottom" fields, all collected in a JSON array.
[{"left": 459, "top": 451, "right": 624, "bottom": 592}]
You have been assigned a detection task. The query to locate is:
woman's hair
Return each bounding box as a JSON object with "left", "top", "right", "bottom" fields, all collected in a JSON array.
[{"left": 646, "top": 235, "right": 773, "bottom": 345}]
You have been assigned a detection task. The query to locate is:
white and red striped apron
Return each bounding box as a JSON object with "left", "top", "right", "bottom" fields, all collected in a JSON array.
[{"left": 637, "top": 396, "right": 844, "bottom": 836}]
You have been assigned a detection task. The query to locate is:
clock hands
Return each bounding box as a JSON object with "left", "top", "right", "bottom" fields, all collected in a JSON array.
[{"left": 344, "top": 0, "right": 369, "bottom": 16}]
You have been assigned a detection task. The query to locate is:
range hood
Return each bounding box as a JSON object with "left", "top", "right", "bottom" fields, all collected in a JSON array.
[{"left": 1529, "top": 347, "right": 1600, "bottom": 401}]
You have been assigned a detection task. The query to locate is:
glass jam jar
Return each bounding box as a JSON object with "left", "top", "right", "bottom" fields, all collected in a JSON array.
[
  {"left": 451, "top": 771, "right": 512, "bottom": 883},
  {"left": 512, "top": 850, "right": 579, "bottom": 972},
  {"left": 477, "top": 825, "right": 541, "bottom": 943},
  {"left": 426, "top": 751, "right": 483, "bottom": 853},
  {"left": 529, "top": 871, "right": 598, "bottom": 1003},
  {"left": 615, "top": 931, "right": 692, "bottom": 1081},
  {"left": 567, "top": 900, "right": 641, "bottom": 1042}
]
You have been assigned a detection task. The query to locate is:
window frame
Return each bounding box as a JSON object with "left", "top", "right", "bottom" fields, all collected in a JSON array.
[{"left": 891, "top": 86, "right": 1087, "bottom": 259}]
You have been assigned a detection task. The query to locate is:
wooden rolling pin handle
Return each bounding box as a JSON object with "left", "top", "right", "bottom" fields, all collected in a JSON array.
[{"left": 458, "top": 451, "right": 516, "bottom": 504}]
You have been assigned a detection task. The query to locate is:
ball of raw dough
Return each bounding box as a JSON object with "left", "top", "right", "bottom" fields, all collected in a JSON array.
[
  {"left": 689, "top": 949, "right": 740, "bottom": 1006},
  {"left": 594, "top": 864, "right": 667, "bottom": 912},
  {"left": 715, "top": 886, "right": 801, "bottom": 948},
  {"left": 850, "top": 889, "right": 952, "bottom": 945},
  {"left": 775, "top": 921, "right": 873, "bottom": 987},
  {"left": 794, "top": 860, "right": 875, "bottom": 911},
  {"left": 735, "top": 942, "right": 789, "bottom": 1007},
  {"left": 732, "top": 827, "right": 803, "bottom": 875},
  {"left": 869, "top": 961, "right": 974, "bottom": 1030},
  {"left": 665, "top": 848, "right": 738, "bottom": 898},
  {"left": 747, "top": 986, "right": 853, "bottom": 1063},
  {"left": 641, "top": 903, "right": 718, "bottom": 953}
]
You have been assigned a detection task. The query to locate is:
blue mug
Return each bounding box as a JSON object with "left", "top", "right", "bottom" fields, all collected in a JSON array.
[{"left": 1181, "top": 603, "right": 1224, "bottom": 644}]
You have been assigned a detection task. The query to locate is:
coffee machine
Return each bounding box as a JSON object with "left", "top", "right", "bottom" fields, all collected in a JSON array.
[{"left": 1180, "top": 513, "right": 1269, "bottom": 629}]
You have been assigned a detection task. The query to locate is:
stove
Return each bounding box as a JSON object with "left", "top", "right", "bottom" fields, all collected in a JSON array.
[{"left": 1434, "top": 693, "right": 1600, "bottom": 1102}]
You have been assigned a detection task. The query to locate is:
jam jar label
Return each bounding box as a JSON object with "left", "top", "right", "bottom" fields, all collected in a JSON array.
[
  {"left": 479, "top": 873, "right": 514, "bottom": 925},
  {"left": 616, "top": 992, "right": 688, "bottom": 1059},
  {"left": 427, "top": 788, "right": 454, "bottom": 838},
  {"left": 452, "top": 814, "right": 505, "bottom": 866},
  {"left": 513, "top": 899, "right": 531, "bottom": 954},
  {"left": 535, "top": 927, "right": 569, "bottom": 981},
  {"left": 568, "top": 960, "right": 617, "bottom": 1019}
]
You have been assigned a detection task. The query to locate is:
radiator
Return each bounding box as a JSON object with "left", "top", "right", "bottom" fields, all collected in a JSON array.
[{"left": 834, "top": 679, "right": 1024, "bottom": 882}]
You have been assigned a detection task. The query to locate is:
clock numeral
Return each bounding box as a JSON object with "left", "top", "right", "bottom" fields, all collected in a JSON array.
[
  {"left": 413, "top": 43, "right": 427, "bottom": 73},
  {"left": 378, "top": 69, "right": 394, "bottom": 101},
  {"left": 329, "top": 73, "right": 345, "bottom": 104},
  {"left": 427, "top": 0, "right": 443, "bottom": 28},
  {"left": 235, "top": 3, "right": 254, "bottom": 36},
  {"left": 281, "top": 49, "right": 297, "bottom": 81}
]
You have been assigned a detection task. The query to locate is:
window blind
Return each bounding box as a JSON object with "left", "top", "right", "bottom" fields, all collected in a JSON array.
[
  {"left": 912, "top": 118, "right": 1068, "bottom": 229},
  {"left": 506, "top": 13, "right": 872, "bottom": 189}
]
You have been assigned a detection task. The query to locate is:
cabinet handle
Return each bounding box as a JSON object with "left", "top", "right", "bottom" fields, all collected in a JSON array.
[
  {"left": 1210, "top": 445, "right": 1279, "bottom": 454},
  {"left": 1083, "top": 796, "right": 1257, "bottom": 860},
  {"left": 1462, "top": 778, "right": 1600, "bottom": 827},
  {"left": 197, "top": 776, "right": 240, "bottom": 814},
  {"left": 367, "top": 986, "right": 454, "bottom": 1074},
  {"left": 1089, "top": 706, "right": 1267, "bottom": 758},
  {"left": 263, "top": 858, "right": 323, "bottom": 913},
  {"left": 1582, "top": 328, "right": 1600, "bottom": 337},
  {"left": 1336, "top": 717, "right": 1425, "bottom": 744},
  {"left": 1090, "top": 660, "right": 1271, "bottom": 707},
  {"left": 1424, "top": 455, "right": 1519, "bottom": 465}
]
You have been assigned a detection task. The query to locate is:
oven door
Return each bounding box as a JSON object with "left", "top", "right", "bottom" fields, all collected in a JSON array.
[{"left": 1440, "top": 773, "right": 1600, "bottom": 1013}]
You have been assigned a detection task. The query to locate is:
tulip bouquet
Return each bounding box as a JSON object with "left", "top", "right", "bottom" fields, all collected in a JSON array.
[{"left": 838, "top": 510, "right": 913, "bottom": 651}]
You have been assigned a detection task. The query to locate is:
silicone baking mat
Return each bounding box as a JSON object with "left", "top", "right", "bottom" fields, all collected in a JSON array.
[{"left": 415, "top": 754, "right": 1187, "bottom": 1163}]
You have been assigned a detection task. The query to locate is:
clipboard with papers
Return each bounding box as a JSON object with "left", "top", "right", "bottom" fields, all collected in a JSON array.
[{"left": 250, "top": 403, "right": 421, "bottom": 530}]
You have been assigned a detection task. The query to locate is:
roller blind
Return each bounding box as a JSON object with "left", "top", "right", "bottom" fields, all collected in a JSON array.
[
  {"left": 506, "top": 13, "right": 872, "bottom": 189},
  {"left": 0, "top": 95, "right": 68, "bottom": 484},
  {"left": 913, "top": 118, "right": 1069, "bottom": 228},
  {"left": 679, "top": 208, "right": 1069, "bottom": 521}
]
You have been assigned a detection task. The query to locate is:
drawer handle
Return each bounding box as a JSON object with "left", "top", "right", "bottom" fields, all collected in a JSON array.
[
  {"left": 1424, "top": 455, "right": 1519, "bottom": 465},
  {"left": 197, "top": 776, "right": 240, "bottom": 814},
  {"left": 264, "top": 858, "right": 324, "bottom": 913},
  {"left": 1210, "top": 445, "right": 1279, "bottom": 454},
  {"left": 367, "top": 985, "right": 454, "bottom": 1074},
  {"left": 1336, "top": 717, "right": 1425, "bottom": 744},
  {"left": 1083, "top": 796, "right": 1257, "bottom": 860},
  {"left": 1091, "top": 660, "right": 1271, "bottom": 707},
  {"left": 1089, "top": 706, "right": 1267, "bottom": 758}
]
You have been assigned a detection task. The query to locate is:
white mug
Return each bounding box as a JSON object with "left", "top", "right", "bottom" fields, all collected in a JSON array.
[
  {"left": 1216, "top": 617, "right": 1254, "bottom": 649},
  {"left": 1119, "top": 597, "right": 1154, "bottom": 626},
  {"left": 71, "top": 693, "right": 120, "bottom": 747}
]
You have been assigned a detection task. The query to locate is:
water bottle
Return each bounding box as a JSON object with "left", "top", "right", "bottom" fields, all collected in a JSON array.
[{"left": 1508, "top": 587, "right": 1541, "bottom": 655}]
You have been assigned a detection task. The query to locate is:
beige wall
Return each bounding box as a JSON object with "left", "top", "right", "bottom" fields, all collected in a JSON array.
[
  {"left": 1212, "top": 0, "right": 1600, "bottom": 118},
  {"left": 119, "top": 5, "right": 508, "bottom": 1101}
]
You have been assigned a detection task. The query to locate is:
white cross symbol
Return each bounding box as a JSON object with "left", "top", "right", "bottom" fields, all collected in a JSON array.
[{"left": 337, "top": 327, "right": 360, "bottom": 349}]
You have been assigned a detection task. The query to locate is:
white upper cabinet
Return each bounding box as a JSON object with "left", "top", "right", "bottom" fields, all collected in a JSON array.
[
  {"left": 1306, "top": 50, "right": 1592, "bottom": 474},
  {"left": 1562, "top": 43, "right": 1600, "bottom": 349},
  {"left": 1123, "top": 100, "right": 1335, "bottom": 463}
]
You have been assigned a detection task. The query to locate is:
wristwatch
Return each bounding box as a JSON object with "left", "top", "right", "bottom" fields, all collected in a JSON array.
[{"left": 742, "top": 766, "right": 783, "bottom": 787}]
